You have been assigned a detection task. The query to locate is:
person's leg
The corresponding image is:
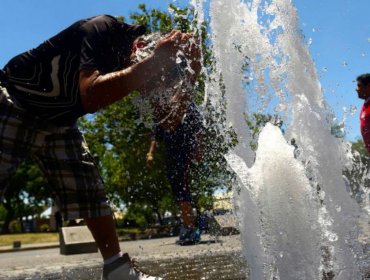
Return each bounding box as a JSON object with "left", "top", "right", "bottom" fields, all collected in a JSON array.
[
  {"left": 168, "top": 158, "right": 196, "bottom": 227},
  {"left": 0, "top": 86, "right": 35, "bottom": 199},
  {"left": 168, "top": 157, "right": 201, "bottom": 245},
  {"left": 35, "top": 127, "right": 161, "bottom": 279},
  {"left": 34, "top": 127, "right": 118, "bottom": 260},
  {"left": 85, "top": 215, "right": 120, "bottom": 259}
]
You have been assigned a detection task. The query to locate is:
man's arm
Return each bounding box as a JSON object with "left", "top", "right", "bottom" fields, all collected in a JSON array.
[
  {"left": 146, "top": 140, "right": 158, "bottom": 167},
  {"left": 79, "top": 55, "right": 162, "bottom": 113}
]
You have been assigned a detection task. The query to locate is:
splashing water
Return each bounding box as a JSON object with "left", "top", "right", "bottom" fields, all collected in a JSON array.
[{"left": 191, "top": 0, "right": 369, "bottom": 279}]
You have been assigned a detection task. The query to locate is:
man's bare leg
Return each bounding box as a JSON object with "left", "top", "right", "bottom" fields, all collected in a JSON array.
[{"left": 86, "top": 215, "right": 121, "bottom": 260}]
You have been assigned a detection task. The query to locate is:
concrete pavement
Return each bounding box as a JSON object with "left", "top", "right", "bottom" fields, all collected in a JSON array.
[
  {"left": 2, "top": 223, "right": 368, "bottom": 280},
  {"left": 0, "top": 234, "right": 248, "bottom": 280}
]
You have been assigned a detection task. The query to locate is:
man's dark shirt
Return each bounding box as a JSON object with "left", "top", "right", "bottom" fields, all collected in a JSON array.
[
  {"left": 2, "top": 15, "right": 144, "bottom": 126},
  {"left": 153, "top": 102, "right": 203, "bottom": 162}
]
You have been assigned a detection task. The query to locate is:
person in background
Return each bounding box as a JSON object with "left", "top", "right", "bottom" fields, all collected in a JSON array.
[
  {"left": 54, "top": 211, "right": 63, "bottom": 232},
  {"left": 0, "top": 15, "right": 201, "bottom": 280},
  {"left": 356, "top": 73, "right": 370, "bottom": 153},
  {"left": 146, "top": 102, "right": 203, "bottom": 245},
  {"left": 131, "top": 33, "right": 204, "bottom": 245}
]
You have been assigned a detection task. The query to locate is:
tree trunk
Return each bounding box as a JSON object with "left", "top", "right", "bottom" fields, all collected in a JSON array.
[
  {"left": 1, "top": 202, "right": 14, "bottom": 234},
  {"left": 154, "top": 209, "right": 163, "bottom": 225}
]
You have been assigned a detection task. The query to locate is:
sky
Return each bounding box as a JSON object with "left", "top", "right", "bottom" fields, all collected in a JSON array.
[
  {"left": 292, "top": 0, "right": 370, "bottom": 141},
  {"left": 0, "top": 0, "right": 369, "bottom": 141}
]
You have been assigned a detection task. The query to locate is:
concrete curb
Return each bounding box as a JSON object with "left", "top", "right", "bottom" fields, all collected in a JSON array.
[{"left": 0, "top": 242, "right": 60, "bottom": 253}]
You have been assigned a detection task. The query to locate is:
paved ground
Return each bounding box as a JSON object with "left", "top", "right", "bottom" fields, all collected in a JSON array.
[
  {"left": 0, "top": 234, "right": 248, "bottom": 280},
  {"left": 0, "top": 219, "right": 368, "bottom": 280}
]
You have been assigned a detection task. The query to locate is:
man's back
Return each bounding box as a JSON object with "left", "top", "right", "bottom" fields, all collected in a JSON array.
[{"left": 3, "top": 15, "right": 135, "bottom": 125}]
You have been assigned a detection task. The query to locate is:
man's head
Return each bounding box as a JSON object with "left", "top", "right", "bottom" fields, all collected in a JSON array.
[
  {"left": 121, "top": 22, "right": 146, "bottom": 41},
  {"left": 356, "top": 73, "right": 370, "bottom": 100},
  {"left": 112, "top": 21, "right": 146, "bottom": 68}
]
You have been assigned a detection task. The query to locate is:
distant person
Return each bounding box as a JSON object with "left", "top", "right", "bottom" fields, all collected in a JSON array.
[
  {"left": 147, "top": 101, "right": 204, "bottom": 245},
  {"left": 54, "top": 211, "right": 63, "bottom": 232},
  {"left": 356, "top": 73, "right": 370, "bottom": 153},
  {"left": 290, "top": 138, "right": 299, "bottom": 159},
  {"left": 131, "top": 33, "right": 204, "bottom": 245},
  {"left": 0, "top": 15, "right": 201, "bottom": 280}
]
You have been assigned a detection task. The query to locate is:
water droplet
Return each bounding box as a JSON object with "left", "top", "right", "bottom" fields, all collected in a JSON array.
[
  {"left": 274, "top": 103, "right": 286, "bottom": 112},
  {"left": 328, "top": 232, "right": 338, "bottom": 242},
  {"left": 349, "top": 105, "right": 357, "bottom": 115},
  {"left": 318, "top": 190, "right": 326, "bottom": 201}
]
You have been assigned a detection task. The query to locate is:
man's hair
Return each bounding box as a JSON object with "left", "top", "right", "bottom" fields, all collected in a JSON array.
[{"left": 356, "top": 73, "right": 370, "bottom": 86}]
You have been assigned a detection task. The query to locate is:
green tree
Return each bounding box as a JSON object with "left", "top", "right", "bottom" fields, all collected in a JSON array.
[
  {"left": 329, "top": 123, "right": 368, "bottom": 200},
  {"left": 245, "top": 113, "right": 283, "bottom": 151},
  {"left": 343, "top": 139, "right": 370, "bottom": 199},
  {"left": 81, "top": 93, "right": 173, "bottom": 223},
  {"left": 1, "top": 159, "right": 51, "bottom": 233}
]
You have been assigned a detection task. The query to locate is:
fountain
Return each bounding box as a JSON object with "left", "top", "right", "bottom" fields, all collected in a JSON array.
[{"left": 191, "top": 0, "right": 370, "bottom": 279}]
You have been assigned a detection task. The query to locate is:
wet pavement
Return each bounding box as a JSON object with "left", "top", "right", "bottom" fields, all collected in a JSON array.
[
  {"left": 0, "top": 234, "right": 248, "bottom": 280},
  {"left": 1, "top": 224, "right": 369, "bottom": 280}
]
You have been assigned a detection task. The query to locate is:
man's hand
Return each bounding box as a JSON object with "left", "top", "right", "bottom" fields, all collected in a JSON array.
[
  {"left": 153, "top": 30, "right": 202, "bottom": 83},
  {"left": 151, "top": 32, "right": 201, "bottom": 131}
]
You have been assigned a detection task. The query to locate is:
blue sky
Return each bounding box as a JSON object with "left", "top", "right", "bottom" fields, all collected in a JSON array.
[
  {"left": 0, "top": 0, "right": 368, "bottom": 141},
  {"left": 293, "top": 0, "right": 370, "bottom": 141}
]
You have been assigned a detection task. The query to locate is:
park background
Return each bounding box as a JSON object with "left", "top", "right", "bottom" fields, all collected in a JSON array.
[{"left": 0, "top": 0, "right": 369, "bottom": 242}]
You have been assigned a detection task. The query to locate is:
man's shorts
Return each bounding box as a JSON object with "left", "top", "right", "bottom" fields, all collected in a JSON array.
[{"left": 0, "top": 86, "right": 111, "bottom": 220}]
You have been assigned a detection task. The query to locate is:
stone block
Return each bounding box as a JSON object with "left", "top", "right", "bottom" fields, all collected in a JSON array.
[
  {"left": 208, "top": 214, "right": 239, "bottom": 236},
  {"left": 59, "top": 226, "right": 98, "bottom": 255},
  {"left": 13, "top": 241, "right": 21, "bottom": 249}
]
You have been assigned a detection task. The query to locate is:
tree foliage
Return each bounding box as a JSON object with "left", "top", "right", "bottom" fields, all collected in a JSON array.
[
  {"left": 245, "top": 113, "right": 283, "bottom": 151},
  {"left": 1, "top": 158, "right": 51, "bottom": 233},
  {"left": 343, "top": 139, "right": 370, "bottom": 202}
]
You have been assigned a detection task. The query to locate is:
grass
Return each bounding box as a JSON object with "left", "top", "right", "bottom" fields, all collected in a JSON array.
[
  {"left": 0, "top": 227, "right": 172, "bottom": 247},
  {"left": 0, "top": 228, "right": 145, "bottom": 247},
  {"left": 0, "top": 232, "right": 59, "bottom": 246}
]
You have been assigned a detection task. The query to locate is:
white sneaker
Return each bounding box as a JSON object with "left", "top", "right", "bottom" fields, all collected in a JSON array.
[{"left": 102, "top": 253, "right": 163, "bottom": 280}]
